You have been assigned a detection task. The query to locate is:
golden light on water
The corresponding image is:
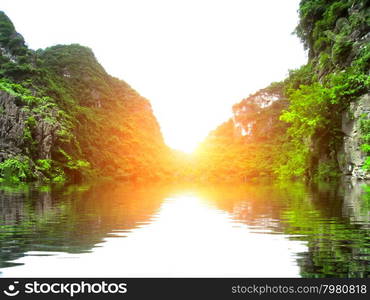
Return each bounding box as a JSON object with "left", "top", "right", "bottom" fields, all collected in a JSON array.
[{"left": 0, "top": 190, "right": 306, "bottom": 277}]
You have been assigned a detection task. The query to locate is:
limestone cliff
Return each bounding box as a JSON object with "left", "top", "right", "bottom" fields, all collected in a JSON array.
[
  {"left": 0, "top": 11, "right": 169, "bottom": 183},
  {"left": 196, "top": 0, "right": 369, "bottom": 181},
  {"left": 340, "top": 93, "right": 370, "bottom": 179}
]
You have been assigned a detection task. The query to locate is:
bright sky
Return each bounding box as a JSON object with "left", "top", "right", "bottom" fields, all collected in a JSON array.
[{"left": 1, "top": 0, "right": 307, "bottom": 152}]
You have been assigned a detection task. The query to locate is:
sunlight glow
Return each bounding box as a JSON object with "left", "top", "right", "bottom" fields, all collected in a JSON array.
[
  {"left": 0, "top": 193, "right": 307, "bottom": 277},
  {"left": 0, "top": 0, "right": 307, "bottom": 152}
]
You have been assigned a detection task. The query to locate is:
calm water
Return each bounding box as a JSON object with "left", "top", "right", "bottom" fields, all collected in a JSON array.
[{"left": 0, "top": 181, "right": 369, "bottom": 277}]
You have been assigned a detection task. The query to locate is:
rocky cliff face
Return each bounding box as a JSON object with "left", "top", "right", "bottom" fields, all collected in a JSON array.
[
  {"left": 232, "top": 83, "right": 287, "bottom": 139},
  {"left": 340, "top": 93, "right": 370, "bottom": 179},
  {"left": 0, "top": 91, "right": 26, "bottom": 161},
  {"left": 0, "top": 11, "right": 169, "bottom": 183},
  {"left": 0, "top": 90, "right": 60, "bottom": 161}
]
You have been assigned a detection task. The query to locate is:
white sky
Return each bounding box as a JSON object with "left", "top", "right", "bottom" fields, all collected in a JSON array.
[{"left": 1, "top": 0, "right": 307, "bottom": 152}]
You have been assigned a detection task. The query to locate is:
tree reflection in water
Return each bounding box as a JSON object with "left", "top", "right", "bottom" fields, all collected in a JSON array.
[{"left": 0, "top": 180, "right": 368, "bottom": 277}]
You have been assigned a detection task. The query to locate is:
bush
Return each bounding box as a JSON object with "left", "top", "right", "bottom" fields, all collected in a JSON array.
[{"left": 0, "top": 157, "right": 33, "bottom": 183}]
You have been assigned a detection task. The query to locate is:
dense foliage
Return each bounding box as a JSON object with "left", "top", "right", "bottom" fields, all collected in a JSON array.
[
  {"left": 1, "top": 0, "right": 369, "bottom": 184},
  {"left": 0, "top": 11, "right": 170, "bottom": 183},
  {"left": 195, "top": 0, "right": 369, "bottom": 181}
]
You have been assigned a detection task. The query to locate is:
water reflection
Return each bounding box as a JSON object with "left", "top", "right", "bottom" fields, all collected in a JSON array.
[{"left": 0, "top": 181, "right": 368, "bottom": 277}]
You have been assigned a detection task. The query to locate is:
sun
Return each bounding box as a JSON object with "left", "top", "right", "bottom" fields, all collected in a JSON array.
[
  {"left": 164, "top": 131, "right": 200, "bottom": 153},
  {"left": 155, "top": 107, "right": 208, "bottom": 153}
]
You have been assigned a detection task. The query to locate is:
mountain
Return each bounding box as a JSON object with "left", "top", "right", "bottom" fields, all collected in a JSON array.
[
  {"left": 0, "top": 11, "right": 170, "bottom": 183},
  {"left": 1, "top": 1, "right": 369, "bottom": 184},
  {"left": 196, "top": 0, "right": 370, "bottom": 181}
]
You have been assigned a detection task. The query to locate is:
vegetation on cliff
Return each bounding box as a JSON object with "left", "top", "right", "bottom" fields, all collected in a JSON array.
[
  {"left": 195, "top": 0, "right": 370, "bottom": 182},
  {"left": 0, "top": 11, "right": 170, "bottom": 183},
  {"left": 0, "top": 0, "right": 369, "bottom": 184}
]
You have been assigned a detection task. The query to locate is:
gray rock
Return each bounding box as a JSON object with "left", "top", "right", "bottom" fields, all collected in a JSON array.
[
  {"left": 338, "top": 93, "right": 370, "bottom": 179},
  {"left": 0, "top": 90, "right": 60, "bottom": 163},
  {"left": 34, "top": 120, "right": 59, "bottom": 160},
  {"left": 0, "top": 90, "right": 27, "bottom": 162}
]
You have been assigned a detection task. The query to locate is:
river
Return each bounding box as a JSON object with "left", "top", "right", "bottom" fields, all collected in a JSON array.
[{"left": 0, "top": 181, "right": 368, "bottom": 277}]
